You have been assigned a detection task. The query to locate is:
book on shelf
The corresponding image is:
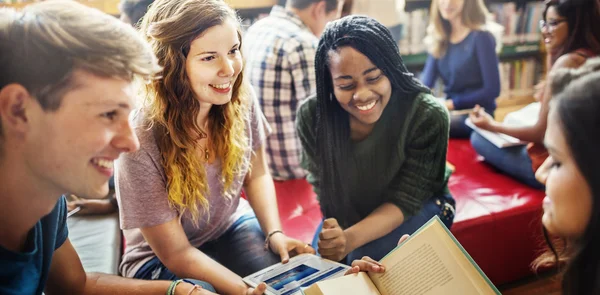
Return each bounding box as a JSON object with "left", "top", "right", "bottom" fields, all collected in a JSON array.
[{"left": 302, "top": 216, "right": 500, "bottom": 295}]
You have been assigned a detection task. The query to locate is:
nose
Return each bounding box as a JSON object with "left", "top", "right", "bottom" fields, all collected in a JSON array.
[
  {"left": 353, "top": 87, "right": 373, "bottom": 102},
  {"left": 112, "top": 120, "right": 140, "bottom": 154},
  {"left": 219, "top": 57, "right": 235, "bottom": 77},
  {"left": 535, "top": 157, "right": 552, "bottom": 185}
]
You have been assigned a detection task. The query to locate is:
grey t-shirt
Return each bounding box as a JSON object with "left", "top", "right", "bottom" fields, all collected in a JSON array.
[{"left": 116, "top": 95, "right": 267, "bottom": 278}]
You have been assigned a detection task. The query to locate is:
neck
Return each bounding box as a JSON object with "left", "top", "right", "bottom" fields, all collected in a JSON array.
[
  {"left": 196, "top": 102, "right": 212, "bottom": 132},
  {"left": 288, "top": 6, "right": 319, "bottom": 37},
  {"left": 349, "top": 119, "right": 375, "bottom": 142},
  {"left": 449, "top": 17, "right": 467, "bottom": 35},
  {"left": 0, "top": 155, "right": 61, "bottom": 252}
]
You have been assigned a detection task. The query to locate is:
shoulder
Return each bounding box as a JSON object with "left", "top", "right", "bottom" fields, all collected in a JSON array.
[
  {"left": 120, "top": 111, "right": 162, "bottom": 166},
  {"left": 554, "top": 53, "right": 587, "bottom": 70},
  {"left": 297, "top": 94, "right": 317, "bottom": 122},
  {"left": 410, "top": 93, "right": 449, "bottom": 128},
  {"left": 472, "top": 30, "right": 496, "bottom": 46}
]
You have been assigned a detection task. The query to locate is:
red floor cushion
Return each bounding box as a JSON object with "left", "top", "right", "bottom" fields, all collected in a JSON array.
[
  {"left": 447, "top": 139, "right": 546, "bottom": 285},
  {"left": 275, "top": 139, "right": 545, "bottom": 286}
]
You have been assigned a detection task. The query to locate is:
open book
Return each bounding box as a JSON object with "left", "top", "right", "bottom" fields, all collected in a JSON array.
[
  {"left": 465, "top": 118, "right": 526, "bottom": 148},
  {"left": 302, "top": 216, "right": 500, "bottom": 295}
]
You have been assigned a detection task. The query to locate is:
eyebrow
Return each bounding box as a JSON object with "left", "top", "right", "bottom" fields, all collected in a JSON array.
[
  {"left": 195, "top": 43, "right": 240, "bottom": 56},
  {"left": 543, "top": 141, "right": 562, "bottom": 157},
  {"left": 88, "top": 101, "right": 132, "bottom": 110},
  {"left": 334, "top": 67, "right": 379, "bottom": 81}
]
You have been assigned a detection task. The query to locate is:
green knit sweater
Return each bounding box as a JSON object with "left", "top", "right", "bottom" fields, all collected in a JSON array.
[{"left": 296, "top": 92, "right": 452, "bottom": 224}]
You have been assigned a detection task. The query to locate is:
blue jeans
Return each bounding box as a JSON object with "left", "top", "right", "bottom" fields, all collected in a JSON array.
[
  {"left": 135, "top": 213, "right": 280, "bottom": 287},
  {"left": 450, "top": 113, "right": 472, "bottom": 138},
  {"left": 470, "top": 132, "right": 544, "bottom": 189},
  {"left": 312, "top": 195, "right": 455, "bottom": 264}
]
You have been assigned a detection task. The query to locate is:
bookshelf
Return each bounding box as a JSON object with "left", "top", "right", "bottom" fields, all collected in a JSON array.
[{"left": 0, "top": 0, "right": 277, "bottom": 17}]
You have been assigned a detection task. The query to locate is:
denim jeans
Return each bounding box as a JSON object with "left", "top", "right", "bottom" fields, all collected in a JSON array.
[
  {"left": 311, "top": 194, "right": 455, "bottom": 264},
  {"left": 450, "top": 113, "right": 472, "bottom": 138},
  {"left": 470, "top": 132, "right": 544, "bottom": 189},
  {"left": 134, "top": 212, "right": 280, "bottom": 288}
]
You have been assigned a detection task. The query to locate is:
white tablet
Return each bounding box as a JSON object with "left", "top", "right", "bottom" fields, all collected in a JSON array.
[{"left": 243, "top": 254, "right": 350, "bottom": 295}]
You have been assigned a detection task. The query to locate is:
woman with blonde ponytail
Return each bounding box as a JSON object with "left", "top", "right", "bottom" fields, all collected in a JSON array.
[{"left": 115, "top": 1, "right": 313, "bottom": 294}]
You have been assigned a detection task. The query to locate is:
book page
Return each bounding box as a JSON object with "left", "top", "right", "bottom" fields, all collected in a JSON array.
[
  {"left": 303, "top": 272, "right": 382, "bottom": 295},
  {"left": 369, "top": 220, "right": 498, "bottom": 295}
]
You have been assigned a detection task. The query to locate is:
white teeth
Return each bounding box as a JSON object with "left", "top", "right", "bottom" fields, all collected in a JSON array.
[
  {"left": 356, "top": 100, "right": 377, "bottom": 111},
  {"left": 210, "top": 82, "right": 231, "bottom": 89},
  {"left": 93, "top": 158, "right": 114, "bottom": 169}
]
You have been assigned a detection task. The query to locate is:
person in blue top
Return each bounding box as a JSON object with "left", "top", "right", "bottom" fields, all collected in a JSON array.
[
  {"left": 420, "top": 0, "right": 502, "bottom": 138},
  {"left": 0, "top": 2, "right": 231, "bottom": 295}
]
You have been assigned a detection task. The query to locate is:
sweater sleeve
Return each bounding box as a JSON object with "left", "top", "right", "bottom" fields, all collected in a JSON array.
[
  {"left": 451, "top": 32, "right": 501, "bottom": 110},
  {"left": 420, "top": 54, "right": 439, "bottom": 89},
  {"left": 382, "top": 94, "right": 450, "bottom": 217},
  {"left": 295, "top": 97, "right": 321, "bottom": 197}
]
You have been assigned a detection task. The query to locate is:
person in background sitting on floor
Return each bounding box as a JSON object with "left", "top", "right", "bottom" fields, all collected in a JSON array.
[
  {"left": 119, "top": 0, "right": 155, "bottom": 27},
  {"left": 469, "top": 0, "right": 600, "bottom": 189},
  {"left": 347, "top": 59, "right": 600, "bottom": 295},
  {"left": 420, "top": 0, "right": 502, "bottom": 138},
  {"left": 115, "top": 1, "right": 313, "bottom": 294},
  {"left": 0, "top": 2, "right": 212, "bottom": 294},
  {"left": 296, "top": 15, "right": 455, "bottom": 264},
  {"left": 243, "top": 0, "right": 343, "bottom": 181}
]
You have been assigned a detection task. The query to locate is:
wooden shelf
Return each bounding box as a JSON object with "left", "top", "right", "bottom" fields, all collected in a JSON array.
[{"left": 1, "top": 0, "right": 275, "bottom": 16}]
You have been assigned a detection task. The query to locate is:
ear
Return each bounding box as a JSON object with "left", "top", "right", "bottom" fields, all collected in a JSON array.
[
  {"left": 0, "top": 84, "right": 35, "bottom": 137},
  {"left": 311, "top": 0, "right": 328, "bottom": 18}
]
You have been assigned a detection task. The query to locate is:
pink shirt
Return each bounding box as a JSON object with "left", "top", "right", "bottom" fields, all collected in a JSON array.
[{"left": 116, "top": 95, "right": 267, "bottom": 277}]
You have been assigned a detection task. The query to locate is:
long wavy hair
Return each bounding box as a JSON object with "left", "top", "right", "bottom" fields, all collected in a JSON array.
[
  {"left": 424, "top": 0, "right": 500, "bottom": 58},
  {"left": 139, "top": 0, "right": 250, "bottom": 222},
  {"left": 314, "top": 16, "right": 431, "bottom": 228},
  {"left": 533, "top": 58, "right": 600, "bottom": 294},
  {"left": 542, "top": 0, "right": 600, "bottom": 64}
]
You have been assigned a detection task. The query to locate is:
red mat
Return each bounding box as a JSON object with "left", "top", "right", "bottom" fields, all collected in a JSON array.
[{"left": 276, "top": 139, "right": 546, "bottom": 285}]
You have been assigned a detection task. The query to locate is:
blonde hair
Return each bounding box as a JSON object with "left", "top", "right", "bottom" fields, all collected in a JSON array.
[
  {"left": 423, "top": 0, "right": 502, "bottom": 58},
  {"left": 139, "top": 0, "right": 250, "bottom": 222},
  {"left": 0, "top": 1, "right": 159, "bottom": 143}
]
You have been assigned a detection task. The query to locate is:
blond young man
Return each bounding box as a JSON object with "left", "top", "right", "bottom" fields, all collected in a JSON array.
[{"left": 0, "top": 2, "right": 216, "bottom": 294}]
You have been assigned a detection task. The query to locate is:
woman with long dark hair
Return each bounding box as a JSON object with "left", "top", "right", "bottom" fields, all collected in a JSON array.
[
  {"left": 533, "top": 57, "right": 600, "bottom": 294},
  {"left": 296, "top": 15, "right": 455, "bottom": 264},
  {"left": 469, "top": 0, "right": 600, "bottom": 189}
]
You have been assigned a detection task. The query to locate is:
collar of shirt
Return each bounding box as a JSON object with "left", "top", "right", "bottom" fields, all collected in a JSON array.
[{"left": 269, "top": 5, "right": 311, "bottom": 33}]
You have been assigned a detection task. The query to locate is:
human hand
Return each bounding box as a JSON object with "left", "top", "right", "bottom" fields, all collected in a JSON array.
[
  {"left": 343, "top": 234, "right": 410, "bottom": 275},
  {"left": 246, "top": 283, "right": 267, "bottom": 295},
  {"left": 445, "top": 99, "right": 455, "bottom": 110},
  {"left": 469, "top": 105, "right": 495, "bottom": 131},
  {"left": 318, "top": 218, "right": 349, "bottom": 262},
  {"left": 268, "top": 233, "right": 315, "bottom": 263},
  {"left": 344, "top": 256, "right": 385, "bottom": 275},
  {"left": 67, "top": 198, "right": 116, "bottom": 216}
]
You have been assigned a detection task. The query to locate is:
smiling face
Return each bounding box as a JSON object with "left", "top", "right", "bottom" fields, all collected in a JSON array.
[
  {"left": 24, "top": 70, "right": 139, "bottom": 198},
  {"left": 328, "top": 46, "right": 392, "bottom": 129},
  {"left": 537, "top": 107, "right": 592, "bottom": 239},
  {"left": 542, "top": 6, "right": 569, "bottom": 52},
  {"left": 185, "top": 18, "right": 243, "bottom": 107}
]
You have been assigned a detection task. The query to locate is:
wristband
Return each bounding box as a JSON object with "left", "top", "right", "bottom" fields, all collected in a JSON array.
[{"left": 264, "top": 230, "right": 284, "bottom": 250}]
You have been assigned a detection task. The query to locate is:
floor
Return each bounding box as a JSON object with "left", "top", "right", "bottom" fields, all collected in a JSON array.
[{"left": 500, "top": 272, "right": 562, "bottom": 295}]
